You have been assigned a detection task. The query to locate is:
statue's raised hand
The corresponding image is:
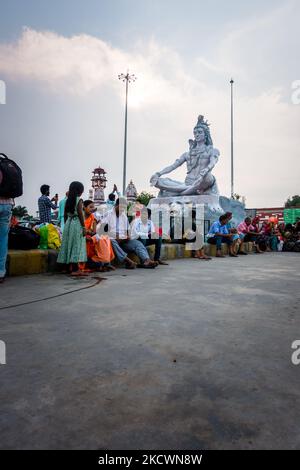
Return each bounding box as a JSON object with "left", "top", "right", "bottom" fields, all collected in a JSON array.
[{"left": 150, "top": 173, "right": 160, "bottom": 186}]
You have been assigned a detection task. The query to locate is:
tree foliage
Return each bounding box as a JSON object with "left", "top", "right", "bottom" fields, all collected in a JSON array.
[
  {"left": 12, "top": 205, "right": 28, "bottom": 218},
  {"left": 285, "top": 195, "right": 300, "bottom": 208},
  {"left": 136, "top": 191, "right": 155, "bottom": 206}
]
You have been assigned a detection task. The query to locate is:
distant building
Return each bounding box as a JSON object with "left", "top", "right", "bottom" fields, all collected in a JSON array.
[
  {"left": 246, "top": 207, "right": 284, "bottom": 223},
  {"left": 90, "top": 166, "right": 107, "bottom": 205},
  {"left": 125, "top": 180, "right": 138, "bottom": 202}
]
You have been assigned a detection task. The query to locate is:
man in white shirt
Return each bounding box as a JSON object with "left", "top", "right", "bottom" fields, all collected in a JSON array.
[
  {"left": 131, "top": 208, "right": 168, "bottom": 265},
  {"left": 99, "top": 198, "right": 156, "bottom": 269}
]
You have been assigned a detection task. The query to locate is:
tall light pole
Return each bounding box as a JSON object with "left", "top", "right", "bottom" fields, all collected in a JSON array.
[
  {"left": 118, "top": 71, "right": 137, "bottom": 195},
  {"left": 230, "top": 78, "right": 234, "bottom": 199}
]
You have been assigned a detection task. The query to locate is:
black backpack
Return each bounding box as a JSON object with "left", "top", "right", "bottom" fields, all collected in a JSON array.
[
  {"left": 0, "top": 153, "right": 23, "bottom": 198},
  {"left": 8, "top": 225, "right": 40, "bottom": 250}
]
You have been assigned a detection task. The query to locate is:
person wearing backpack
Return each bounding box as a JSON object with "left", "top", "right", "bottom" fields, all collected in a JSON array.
[{"left": 0, "top": 153, "right": 23, "bottom": 283}]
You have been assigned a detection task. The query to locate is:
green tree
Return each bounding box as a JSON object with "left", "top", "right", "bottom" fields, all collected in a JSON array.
[
  {"left": 136, "top": 191, "right": 155, "bottom": 206},
  {"left": 12, "top": 205, "right": 28, "bottom": 218},
  {"left": 285, "top": 195, "right": 300, "bottom": 208}
]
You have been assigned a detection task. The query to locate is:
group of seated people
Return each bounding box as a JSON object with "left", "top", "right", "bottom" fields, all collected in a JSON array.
[
  {"left": 66, "top": 195, "right": 299, "bottom": 275},
  {"left": 79, "top": 197, "right": 168, "bottom": 272},
  {"left": 248, "top": 216, "right": 300, "bottom": 252},
  {"left": 83, "top": 200, "right": 234, "bottom": 271},
  {"left": 207, "top": 212, "right": 300, "bottom": 257},
  {"left": 278, "top": 219, "right": 300, "bottom": 252},
  {"left": 207, "top": 212, "right": 267, "bottom": 257}
]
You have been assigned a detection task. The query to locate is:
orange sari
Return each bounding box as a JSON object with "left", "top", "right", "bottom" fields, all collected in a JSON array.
[{"left": 84, "top": 214, "right": 114, "bottom": 264}]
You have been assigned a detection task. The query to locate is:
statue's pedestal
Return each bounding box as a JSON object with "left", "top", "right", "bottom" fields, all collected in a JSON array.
[{"left": 148, "top": 194, "right": 245, "bottom": 227}]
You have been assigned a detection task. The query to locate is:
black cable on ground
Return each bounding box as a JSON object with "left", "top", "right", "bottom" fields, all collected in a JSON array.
[{"left": 0, "top": 277, "right": 106, "bottom": 311}]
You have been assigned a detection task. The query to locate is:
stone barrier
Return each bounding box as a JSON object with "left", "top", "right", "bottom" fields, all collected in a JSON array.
[{"left": 6, "top": 242, "right": 255, "bottom": 277}]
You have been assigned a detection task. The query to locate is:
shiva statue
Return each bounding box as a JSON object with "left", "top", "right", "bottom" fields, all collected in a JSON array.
[{"left": 150, "top": 115, "right": 220, "bottom": 197}]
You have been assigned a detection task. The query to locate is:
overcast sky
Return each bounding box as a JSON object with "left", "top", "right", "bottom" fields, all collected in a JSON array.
[{"left": 0, "top": 0, "right": 299, "bottom": 213}]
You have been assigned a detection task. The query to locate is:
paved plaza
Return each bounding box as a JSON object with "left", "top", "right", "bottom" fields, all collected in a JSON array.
[{"left": 0, "top": 252, "right": 300, "bottom": 449}]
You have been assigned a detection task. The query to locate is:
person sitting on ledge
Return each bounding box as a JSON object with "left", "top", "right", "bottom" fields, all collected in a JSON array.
[
  {"left": 80, "top": 200, "right": 115, "bottom": 272},
  {"left": 192, "top": 243, "right": 212, "bottom": 261},
  {"left": 206, "top": 214, "right": 238, "bottom": 258},
  {"left": 131, "top": 208, "right": 168, "bottom": 266},
  {"left": 225, "top": 211, "right": 246, "bottom": 255},
  {"left": 237, "top": 217, "right": 264, "bottom": 254},
  {"left": 251, "top": 216, "right": 269, "bottom": 252},
  {"left": 225, "top": 211, "right": 239, "bottom": 234},
  {"left": 98, "top": 198, "right": 157, "bottom": 269},
  {"left": 189, "top": 209, "right": 211, "bottom": 260}
]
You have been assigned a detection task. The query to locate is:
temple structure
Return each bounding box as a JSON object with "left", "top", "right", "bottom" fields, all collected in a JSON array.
[
  {"left": 126, "top": 180, "right": 138, "bottom": 202},
  {"left": 90, "top": 166, "right": 107, "bottom": 205}
]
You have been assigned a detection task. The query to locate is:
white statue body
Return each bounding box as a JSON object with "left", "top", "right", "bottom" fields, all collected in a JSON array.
[{"left": 150, "top": 116, "right": 220, "bottom": 197}]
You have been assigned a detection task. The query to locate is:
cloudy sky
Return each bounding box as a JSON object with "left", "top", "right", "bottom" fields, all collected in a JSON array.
[{"left": 0, "top": 0, "right": 299, "bottom": 213}]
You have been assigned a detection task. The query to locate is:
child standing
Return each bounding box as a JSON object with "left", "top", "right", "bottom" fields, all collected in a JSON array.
[{"left": 57, "top": 181, "right": 87, "bottom": 276}]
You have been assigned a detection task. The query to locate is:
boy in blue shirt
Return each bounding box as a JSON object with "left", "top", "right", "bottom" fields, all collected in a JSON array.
[{"left": 207, "top": 214, "right": 238, "bottom": 257}]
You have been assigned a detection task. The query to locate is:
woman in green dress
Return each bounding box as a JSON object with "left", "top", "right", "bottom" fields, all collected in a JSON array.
[{"left": 57, "top": 181, "right": 87, "bottom": 276}]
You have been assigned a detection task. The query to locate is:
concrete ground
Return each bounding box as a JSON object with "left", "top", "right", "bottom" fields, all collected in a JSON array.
[{"left": 0, "top": 252, "right": 299, "bottom": 450}]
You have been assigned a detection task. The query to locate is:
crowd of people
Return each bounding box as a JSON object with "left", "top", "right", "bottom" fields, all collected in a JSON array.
[
  {"left": 206, "top": 212, "right": 300, "bottom": 257},
  {"left": 1, "top": 178, "right": 299, "bottom": 283},
  {"left": 36, "top": 180, "right": 300, "bottom": 277},
  {"left": 54, "top": 181, "right": 167, "bottom": 276}
]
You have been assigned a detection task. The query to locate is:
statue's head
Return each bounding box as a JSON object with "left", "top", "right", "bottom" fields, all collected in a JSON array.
[{"left": 193, "top": 115, "right": 213, "bottom": 146}]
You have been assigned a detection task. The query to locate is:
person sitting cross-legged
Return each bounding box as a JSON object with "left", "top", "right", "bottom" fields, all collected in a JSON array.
[
  {"left": 131, "top": 208, "right": 168, "bottom": 266},
  {"left": 237, "top": 217, "right": 264, "bottom": 254},
  {"left": 98, "top": 198, "right": 157, "bottom": 269},
  {"left": 224, "top": 211, "right": 246, "bottom": 255},
  {"left": 206, "top": 214, "right": 238, "bottom": 258}
]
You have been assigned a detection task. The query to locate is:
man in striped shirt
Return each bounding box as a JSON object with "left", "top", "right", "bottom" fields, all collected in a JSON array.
[{"left": 38, "top": 184, "right": 58, "bottom": 224}]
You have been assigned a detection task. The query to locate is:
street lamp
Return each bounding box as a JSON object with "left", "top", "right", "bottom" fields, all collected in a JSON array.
[
  {"left": 118, "top": 70, "right": 137, "bottom": 195},
  {"left": 230, "top": 78, "right": 234, "bottom": 199}
]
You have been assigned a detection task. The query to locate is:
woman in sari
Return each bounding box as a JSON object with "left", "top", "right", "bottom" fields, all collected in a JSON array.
[
  {"left": 252, "top": 216, "right": 267, "bottom": 252},
  {"left": 262, "top": 220, "right": 280, "bottom": 251},
  {"left": 80, "top": 200, "right": 115, "bottom": 272}
]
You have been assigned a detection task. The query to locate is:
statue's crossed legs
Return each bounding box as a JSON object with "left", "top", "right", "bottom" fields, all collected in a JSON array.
[{"left": 156, "top": 173, "right": 215, "bottom": 197}]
